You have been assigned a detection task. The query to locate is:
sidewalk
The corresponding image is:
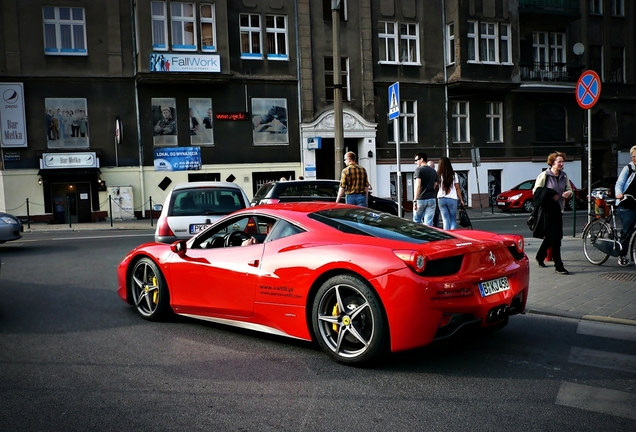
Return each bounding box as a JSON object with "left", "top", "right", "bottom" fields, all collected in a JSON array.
[{"left": 23, "top": 209, "right": 636, "bottom": 326}]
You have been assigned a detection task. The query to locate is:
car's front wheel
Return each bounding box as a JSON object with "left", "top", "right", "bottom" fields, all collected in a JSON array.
[
  {"left": 312, "top": 275, "right": 388, "bottom": 365},
  {"left": 523, "top": 200, "right": 534, "bottom": 213},
  {"left": 130, "top": 257, "right": 171, "bottom": 321}
]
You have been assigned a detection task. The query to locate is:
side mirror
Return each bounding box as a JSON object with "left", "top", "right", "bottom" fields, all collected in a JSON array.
[
  {"left": 153, "top": 204, "right": 163, "bottom": 212},
  {"left": 170, "top": 240, "right": 188, "bottom": 255}
]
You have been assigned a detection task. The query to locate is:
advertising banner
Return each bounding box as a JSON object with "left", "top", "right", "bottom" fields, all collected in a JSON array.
[
  {"left": 154, "top": 146, "right": 201, "bottom": 171},
  {"left": 1, "top": 82, "right": 28, "bottom": 148},
  {"left": 150, "top": 53, "right": 221, "bottom": 73}
]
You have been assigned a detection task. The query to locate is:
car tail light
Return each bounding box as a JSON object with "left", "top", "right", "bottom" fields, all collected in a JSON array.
[
  {"left": 156, "top": 217, "right": 175, "bottom": 238},
  {"left": 261, "top": 198, "right": 280, "bottom": 204},
  {"left": 393, "top": 250, "right": 426, "bottom": 273},
  {"left": 514, "top": 237, "right": 524, "bottom": 254}
]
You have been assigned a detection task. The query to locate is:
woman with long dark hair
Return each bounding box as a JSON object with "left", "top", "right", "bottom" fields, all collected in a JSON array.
[{"left": 436, "top": 156, "right": 465, "bottom": 230}]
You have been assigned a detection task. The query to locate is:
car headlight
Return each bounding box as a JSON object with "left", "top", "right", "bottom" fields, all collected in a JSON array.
[
  {"left": 509, "top": 193, "right": 523, "bottom": 201},
  {"left": 0, "top": 216, "right": 19, "bottom": 225}
]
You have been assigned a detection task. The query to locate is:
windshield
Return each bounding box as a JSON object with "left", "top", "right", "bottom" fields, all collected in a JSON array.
[
  {"left": 169, "top": 188, "right": 245, "bottom": 216},
  {"left": 308, "top": 207, "right": 455, "bottom": 244}
]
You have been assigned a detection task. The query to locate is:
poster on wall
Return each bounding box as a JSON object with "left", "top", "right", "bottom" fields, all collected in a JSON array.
[
  {"left": 154, "top": 146, "right": 201, "bottom": 171},
  {"left": 251, "top": 98, "right": 288, "bottom": 145},
  {"left": 0, "top": 82, "right": 28, "bottom": 148},
  {"left": 44, "top": 98, "right": 89, "bottom": 149},
  {"left": 188, "top": 98, "right": 214, "bottom": 145},
  {"left": 152, "top": 98, "right": 178, "bottom": 147}
]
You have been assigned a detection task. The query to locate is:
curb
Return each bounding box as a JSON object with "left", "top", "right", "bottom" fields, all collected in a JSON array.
[{"left": 526, "top": 308, "right": 636, "bottom": 327}]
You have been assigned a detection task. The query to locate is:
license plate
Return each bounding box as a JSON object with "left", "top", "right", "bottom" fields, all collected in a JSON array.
[
  {"left": 190, "top": 223, "right": 211, "bottom": 234},
  {"left": 478, "top": 277, "right": 510, "bottom": 297},
  {"left": 497, "top": 202, "right": 506, "bottom": 206}
]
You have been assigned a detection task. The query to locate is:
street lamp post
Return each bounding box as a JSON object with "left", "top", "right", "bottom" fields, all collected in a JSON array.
[{"left": 332, "top": 0, "right": 344, "bottom": 176}]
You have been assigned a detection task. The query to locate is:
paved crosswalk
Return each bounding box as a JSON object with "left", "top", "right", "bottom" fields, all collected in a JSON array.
[{"left": 556, "top": 321, "right": 636, "bottom": 419}]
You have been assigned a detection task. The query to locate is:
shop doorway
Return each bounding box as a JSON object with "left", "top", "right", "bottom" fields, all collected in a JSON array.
[
  {"left": 50, "top": 182, "right": 92, "bottom": 223},
  {"left": 315, "top": 138, "right": 360, "bottom": 180}
]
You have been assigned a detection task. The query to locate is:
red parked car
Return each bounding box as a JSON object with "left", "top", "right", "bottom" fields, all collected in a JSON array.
[
  {"left": 118, "top": 202, "right": 529, "bottom": 365},
  {"left": 496, "top": 179, "right": 584, "bottom": 213}
]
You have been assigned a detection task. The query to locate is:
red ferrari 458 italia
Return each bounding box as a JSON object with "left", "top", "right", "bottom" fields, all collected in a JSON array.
[{"left": 118, "top": 202, "right": 529, "bottom": 365}]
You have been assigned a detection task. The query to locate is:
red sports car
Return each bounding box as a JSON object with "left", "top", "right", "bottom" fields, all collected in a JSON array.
[{"left": 117, "top": 203, "right": 529, "bottom": 365}]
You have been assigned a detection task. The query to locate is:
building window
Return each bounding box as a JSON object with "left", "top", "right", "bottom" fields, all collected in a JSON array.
[
  {"left": 609, "top": 47, "right": 625, "bottom": 83},
  {"left": 42, "top": 7, "right": 87, "bottom": 55},
  {"left": 551, "top": 33, "right": 566, "bottom": 68},
  {"left": 170, "top": 2, "right": 196, "bottom": 50},
  {"left": 240, "top": 14, "right": 262, "bottom": 59},
  {"left": 467, "top": 21, "right": 478, "bottom": 62},
  {"left": 151, "top": 1, "right": 168, "bottom": 50},
  {"left": 611, "top": 0, "right": 624, "bottom": 16},
  {"left": 200, "top": 3, "right": 216, "bottom": 51},
  {"left": 452, "top": 101, "right": 469, "bottom": 143},
  {"left": 533, "top": 32, "right": 549, "bottom": 66},
  {"left": 499, "top": 24, "right": 511, "bottom": 64},
  {"left": 590, "top": 0, "right": 603, "bottom": 14},
  {"left": 400, "top": 23, "right": 419, "bottom": 64},
  {"left": 446, "top": 23, "right": 455, "bottom": 65},
  {"left": 487, "top": 102, "right": 503, "bottom": 143},
  {"left": 324, "top": 57, "right": 349, "bottom": 102},
  {"left": 388, "top": 101, "right": 417, "bottom": 143},
  {"left": 480, "top": 22, "right": 498, "bottom": 63},
  {"left": 266, "top": 15, "right": 288, "bottom": 60},
  {"left": 378, "top": 21, "right": 398, "bottom": 63},
  {"left": 589, "top": 45, "right": 603, "bottom": 80}
]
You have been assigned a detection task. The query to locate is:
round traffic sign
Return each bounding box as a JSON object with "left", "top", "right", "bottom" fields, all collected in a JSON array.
[{"left": 576, "top": 70, "right": 601, "bottom": 109}]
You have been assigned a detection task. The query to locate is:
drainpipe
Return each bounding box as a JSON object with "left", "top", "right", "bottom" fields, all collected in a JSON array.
[
  {"left": 130, "top": 0, "right": 146, "bottom": 218},
  {"left": 294, "top": 0, "right": 303, "bottom": 177},
  {"left": 441, "top": 0, "right": 450, "bottom": 157}
]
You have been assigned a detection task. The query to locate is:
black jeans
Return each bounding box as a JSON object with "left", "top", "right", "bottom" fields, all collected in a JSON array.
[{"left": 537, "top": 236, "right": 563, "bottom": 269}]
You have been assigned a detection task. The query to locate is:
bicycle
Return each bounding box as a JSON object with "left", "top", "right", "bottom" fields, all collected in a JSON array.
[{"left": 582, "top": 193, "right": 636, "bottom": 265}]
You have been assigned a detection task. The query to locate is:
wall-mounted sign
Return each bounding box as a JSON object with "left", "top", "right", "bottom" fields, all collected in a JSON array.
[
  {"left": 307, "top": 137, "right": 322, "bottom": 149},
  {"left": 0, "top": 82, "right": 28, "bottom": 148},
  {"left": 215, "top": 112, "right": 249, "bottom": 121},
  {"left": 41, "top": 152, "right": 98, "bottom": 169},
  {"left": 153, "top": 146, "right": 202, "bottom": 171},
  {"left": 3, "top": 151, "right": 20, "bottom": 161},
  {"left": 150, "top": 53, "right": 221, "bottom": 73}
]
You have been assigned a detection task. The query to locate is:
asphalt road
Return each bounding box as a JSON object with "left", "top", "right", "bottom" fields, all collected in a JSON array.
[{"left": 1, "top": 231, "right": 634, "bottom": 431}]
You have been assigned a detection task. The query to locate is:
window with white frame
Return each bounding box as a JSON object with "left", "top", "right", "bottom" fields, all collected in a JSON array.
[
  {"left": 590, "top": 0, "right": 603, "bottom": 14},
  {"left": 611, "top": 0, "right": 624, "bottom": 16},
  {"left": 42, "top": 6, "right": 87, "bottom": 55},
  {"left": 451, "top": 101, "right": 469, "bottom": 143},
  {"left": 499, "top": 24, "right": 511, "bottom": 64},
  {"left": 200, "top": 3, "right": 216, "bottom": 51},
  {"left": 324, "top": 57, "right": 349, "bottom": 102},
  {"left": 467, "top": 21, "right": 478, "bottom": 62},
  {"left": 151, "top": 1, "right": 168, "bottom": 50},
  {"left": 266, "top": 15, "right": 288, "bottom": 60},
  {"left": 170, "top": 2, "right": 196, "bottom": 50},
  {"left": 480, "top": 22, "right": 498, "bottom": 63},
  {"left": 533, "top": 32, "right": 549, "bottom": 66},
  {"left": 487, "top": 102, "right": 503, "bottom": 143},
  {"left": 446, "top": 23, "right": 456, "bottom": 65},
  {"left": 551, "top": 33, "right": 566, "bottom": 67},
  {"left": 388, "top": 101, "right": 417, "bottom": 143},
  {"left": 378, "top": 21, "right": 398, "bottom": 63},
  {"left": 400, "top": 23, "right": 419, "bottom": 64},
  {"left": 240, "top": 14, "right": 262, "bottom": 59}
]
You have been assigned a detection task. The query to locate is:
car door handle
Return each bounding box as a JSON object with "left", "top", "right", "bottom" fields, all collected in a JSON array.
[{"left": 248, "top": 260, "right": 259, "bottom": 267}]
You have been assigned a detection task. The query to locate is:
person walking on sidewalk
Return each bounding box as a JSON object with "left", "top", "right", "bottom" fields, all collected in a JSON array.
[
  {"left": 336, "top": 151, "right": 370, "bottom": 207},
  {"left": 532, "top": 151, "right": 573, "bottom": 275},
  {"left": 412, "top": 152, "right": 438, "bottom": 226},
  {"left": 428, "top": 160, "right": 441, "bottom": 227},
  {"left": 436, "top": 156, "right": 464, "bottom": 230},
  {"left": 615, "top": 145, "right": 636, "bottom": 267}
]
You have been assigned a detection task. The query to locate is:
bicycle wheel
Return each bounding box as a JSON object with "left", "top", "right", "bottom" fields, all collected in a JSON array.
[
  {"left": 630, "top": 229, "right": 636, "bottom": 266},
  {"left": 582, "top": 219, "right": 612, "bottom": 265}
]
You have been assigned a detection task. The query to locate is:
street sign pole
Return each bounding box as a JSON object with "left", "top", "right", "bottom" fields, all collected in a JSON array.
[{"left": 389, "top": 83, "right": 401, "bottom": 217}]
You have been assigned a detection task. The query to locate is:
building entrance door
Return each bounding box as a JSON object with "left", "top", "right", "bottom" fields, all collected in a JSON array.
[{"left": 51, "top": 182, "right": 92, "bottom": 224}]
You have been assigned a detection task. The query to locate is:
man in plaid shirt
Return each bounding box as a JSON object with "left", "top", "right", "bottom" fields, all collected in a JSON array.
[{"left": 336, "top": 151, "right": 370, "bottom": 207}]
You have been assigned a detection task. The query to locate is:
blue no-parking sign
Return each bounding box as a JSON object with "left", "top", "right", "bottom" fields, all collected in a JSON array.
[
  {"left": 388, "top": 82, "right": 400, "bottom": 120},
  {"left": 576, "top": 70, "right": 601, "bottom": 109}
]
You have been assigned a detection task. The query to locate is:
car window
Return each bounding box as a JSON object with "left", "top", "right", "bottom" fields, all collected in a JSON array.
[
  {"left": 308, "top": 207, "right": 455, "bottom": 244},
  {"left": 253, "top": 183, "right": 275, "bottom": 199},
  {"left": 516, "top": 181, "right": 534, "bottom": 190},
  {"left": 169, "top": 188, "right": 245, "bottom": 216},
  {"left": 267, "top": 220, "right": 305, "bottom": 242},
  {"left": 278, "top": 186, "right": 300, "bottom": 197}
]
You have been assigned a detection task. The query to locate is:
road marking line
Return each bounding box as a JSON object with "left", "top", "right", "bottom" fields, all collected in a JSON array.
[
  {"left": 569, "top": 347, "right": 636, "bottom": 373},
  {"left": 577, "top": 320, "right": 636, "bottom": 341},
  {"left": 556, "top": 382, "right": 636, "bottom": 420}
]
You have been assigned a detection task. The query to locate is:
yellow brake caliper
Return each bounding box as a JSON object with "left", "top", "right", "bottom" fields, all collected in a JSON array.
[
  {"left": 151, "top": 276, "right": 159, "bottom": 304},
  {"left": 331, "top": 304, "right": 340, "bottom": 332}
]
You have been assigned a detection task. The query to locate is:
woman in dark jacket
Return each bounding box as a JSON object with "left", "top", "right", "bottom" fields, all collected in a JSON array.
[{"left": 532, "top": 151, "right": 573, "bottom": 274}]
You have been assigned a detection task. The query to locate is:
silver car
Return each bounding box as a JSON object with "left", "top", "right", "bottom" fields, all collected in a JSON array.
[
  {"left": 154, "top": 182, "right": 251, "bottom": 243},
  {"left": 0, "top": 212, "right": 23, "bottom": 243}
]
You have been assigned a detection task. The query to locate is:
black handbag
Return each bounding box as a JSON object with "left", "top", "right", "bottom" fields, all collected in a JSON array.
[
  {"left": 526, "top": 214, "right": 536, "bottom": 231},
  {"left": 458, "top": 205, "right": 472, "bottom": 228}
]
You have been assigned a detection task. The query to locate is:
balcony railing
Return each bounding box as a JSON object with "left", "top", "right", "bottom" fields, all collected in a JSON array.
[
  {"left": 519, "top": 0, "right": 580, "bottom": 13},
  {"left": 520, "top": 62, "right": 583, "bottom": 82}
]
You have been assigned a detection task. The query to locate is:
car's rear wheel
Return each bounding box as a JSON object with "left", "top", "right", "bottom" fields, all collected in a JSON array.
[
  {"left": 522, "top": 200, "right": 534, "bottom": 213},
  {"left": 130, "top": 257, "right": 171, "bottom": 321},
  {"left": 312, "top": 275, "right": 388, "bottom": 365}
]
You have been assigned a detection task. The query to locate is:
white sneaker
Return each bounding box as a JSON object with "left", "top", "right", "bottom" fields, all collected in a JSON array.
[{"left": 618, "top": 256, "right": 630, "bottom": 267}]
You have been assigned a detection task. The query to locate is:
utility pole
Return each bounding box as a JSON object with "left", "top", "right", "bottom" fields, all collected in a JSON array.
[{"left": 332, "top": 0, "right": 344, "bottom": 176}]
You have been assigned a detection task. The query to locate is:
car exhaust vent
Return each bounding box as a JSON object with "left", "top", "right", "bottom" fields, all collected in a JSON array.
[
  {"left": 507, "top": 246, "right": 525, "bottom": 261},
  {"left": 422, "top": 255, "right": 463, "bottom": 277}
]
